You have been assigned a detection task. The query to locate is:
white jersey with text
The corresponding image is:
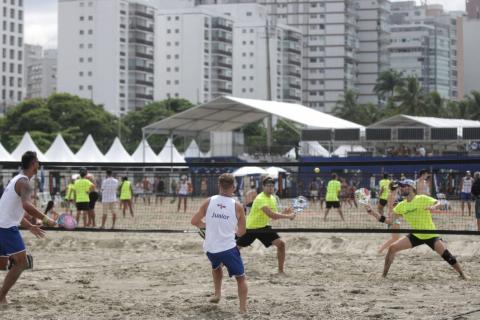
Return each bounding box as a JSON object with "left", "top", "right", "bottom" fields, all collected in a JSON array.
[
  {"left": 0, "top": 173, "right": 29, "bottom": 228},
  {"left": 203, "top": 195, "right": 237, "bottom": 254},
  {"left": 462, "top": 177, "right": 473, "bottom": 193}
]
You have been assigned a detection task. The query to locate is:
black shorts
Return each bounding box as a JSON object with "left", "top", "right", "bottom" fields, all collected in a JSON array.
[
  {"left": 407, "top": 233, "right": 440, "bottom": 250},
  {"left": 379, "top": 199, "right": 388, "bottom": 207},
  {"left": 236, "top": 226, "right": 280, "bottom": 248},
  {"left": 89, "top": 191, "right": 99, "bottom": 210},
  {"left": 76, "top": 202, "right": 90, "bottom": 211},
  {"left": 326, "top": 201, "right": 340, "bottom": 209}
]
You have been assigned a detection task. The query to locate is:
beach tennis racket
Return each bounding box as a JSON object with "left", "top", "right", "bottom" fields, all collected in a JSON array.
[
  {"left": 292, "top": 196, "right": 308, "bottom": 214},
  {"left": 198, "top": 227, "right": 206, "bottom": 239},
  {"left": 56, "top": 213, "right": 77, "bottom": 230},
  {"left": 354, "top": 188, "right": 371, "bottom": 206}
]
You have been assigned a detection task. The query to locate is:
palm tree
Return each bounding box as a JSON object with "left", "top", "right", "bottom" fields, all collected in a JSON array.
[
  {"left": 467, "top": 91, "right": 480, "bottom": 120},
  {"left": 374, "top": 69, "right": 404, "bottom": 102},
  {"left": 393, "top": 76, "right": 426, "bottom": 115},
  {"left": 333, "top": 89, "right": 359, "bottom": 122}
]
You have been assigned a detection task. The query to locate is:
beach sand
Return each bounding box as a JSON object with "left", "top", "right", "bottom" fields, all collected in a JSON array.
[{"left": 1, "top": 230, "right": 480, "bottom": 320}]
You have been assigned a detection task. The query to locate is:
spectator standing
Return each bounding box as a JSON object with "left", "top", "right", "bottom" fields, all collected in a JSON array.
[
  {"left": 100, "top": 170, "right": 118, "bottom": 229},
  {"left": 460, "top": 171, "right": 474, "bottom": 216}
]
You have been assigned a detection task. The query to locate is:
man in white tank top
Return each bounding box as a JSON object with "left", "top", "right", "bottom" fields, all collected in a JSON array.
[
  {"left": 416, "top": 169, "right": 430, "bottom": 196},
  {"left": 460, "top": 171, "right": 473, "bottom": 216},
  {"left": 0, "top": 151, "right": 56, "bottom": 305},
  {"left": 191, "top": 173, "right": 247, "bottom": 314}
]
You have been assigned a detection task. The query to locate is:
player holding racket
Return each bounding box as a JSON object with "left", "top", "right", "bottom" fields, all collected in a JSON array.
[
  {"left": 365, "top": 179, "right": 466, "bottom": 279},
  {"left": 0, "top": 151, "right": 56, "bottom": 305},
  {"left": 236, "top": 176, "right": 295, "bottom": 274},
  {"left": 191, "top": 173, "right": 248, "bottom": 314}
]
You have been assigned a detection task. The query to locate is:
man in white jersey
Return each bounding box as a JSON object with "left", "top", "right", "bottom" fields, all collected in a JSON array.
[
  {"left": 191, "top": 173, "right": 247, "bottom": 314},
  {"left": 100, "top": 169, "right": 119, "bottom": 229},
  {"left": 0, "top": 151, "right": 56, "bottom": 305},
  {"left": 460, "top": 171, "right": 473, "bottom": 216}
]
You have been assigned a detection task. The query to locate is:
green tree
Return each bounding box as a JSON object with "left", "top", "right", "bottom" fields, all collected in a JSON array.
[
  {"left": 374, "top": 69, "right": 404, "bottom": 101},
  {"left": 392, "top": 76, "right": 427, "bottom": 115},
  {"left": 333, "top": 89, "right": 359, "bottom": 122},
  {"left": 121, "top": 98, "right": 194, "bottom": 153},
  {"left": 242, "top": 120, "right": 266, "bottom": 153},
  {"left": 273, "top": 120, "right": 300, "bottom": 154}
]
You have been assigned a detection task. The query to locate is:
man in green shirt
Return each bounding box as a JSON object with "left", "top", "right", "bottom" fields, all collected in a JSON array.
[
  {"left": 236, "top": 176, "right": 295, "bottom": 273},
  {"left": 324, "top": 173, "right": 344, "bottom": 221},
  {"left": 377, "top": 173, "right": 390, "bottom": 215},
  {"left": 73, "top": 168, "right": 94, "bottom": 227},
  {"left": 366, "top": 179, "right": 466, "bottom": 279}
]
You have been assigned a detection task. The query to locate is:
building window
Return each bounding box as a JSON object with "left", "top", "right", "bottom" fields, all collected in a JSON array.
[{"left": 80, "top": 16, "right": 84, "bottom": 21}]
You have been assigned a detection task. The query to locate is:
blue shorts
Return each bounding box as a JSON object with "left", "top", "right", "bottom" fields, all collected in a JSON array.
[
  {"left": 0, "top": 226, "right": 26, "bottom": 257},
  {"left": 206, "top": 247, "right": 245, "bottom": 278},
  {"left": 460, "top": 193, "right": 472, "bottom": 201}
]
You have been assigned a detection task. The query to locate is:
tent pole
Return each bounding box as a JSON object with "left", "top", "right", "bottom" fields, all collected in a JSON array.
[
  {"left": 142, "top": 129, "right": 146, "bottom": 163},
  {"left": 170, "top": 131, "right": 174, "bottom": 173}
]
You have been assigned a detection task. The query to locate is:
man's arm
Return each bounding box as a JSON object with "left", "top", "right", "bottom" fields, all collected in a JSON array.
[
  {"left": 15, "top": 178, "right": 55, "bottom": 226},
  {"left": 191, "top": 198, "right": 210, "bottom": 228},
  {"left": 365, "top": 205, "right": 400, "bottom": 225},
  {"left": 235, "top": 202, "right": 246, "bottom": 237},
  {"left": 20, "top": 217, "right": 46, "bottom": 238},
  {"left": 261, "top": 206, "right": 294, "bottom": 220}
]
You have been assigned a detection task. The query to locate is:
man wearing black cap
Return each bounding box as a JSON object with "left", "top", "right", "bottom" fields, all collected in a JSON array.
[
  {"left": 236, "top": 176, "right": 295, "bottom": 274},
  {"left": 365, "top": 179, "right": 466, "bottom": 279}
]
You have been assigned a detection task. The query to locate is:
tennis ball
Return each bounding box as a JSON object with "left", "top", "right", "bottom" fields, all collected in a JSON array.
[{"left": 314, "top": 167, "right": 320, "bottom": 173}]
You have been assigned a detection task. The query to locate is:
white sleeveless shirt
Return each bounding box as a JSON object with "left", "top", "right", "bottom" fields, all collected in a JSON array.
[
  {"left": 203, "top": 195, "right": 237, "bottom": 254},
  {"left": 0, "top": 173, "right": 29, "bottom": 228},
  {"left": 462, "top": 177, "right": 473, "bottom": 193}
]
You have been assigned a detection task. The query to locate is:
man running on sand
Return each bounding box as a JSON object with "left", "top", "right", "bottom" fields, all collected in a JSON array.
[{"left": 191, "top": 173, "right": 248, "bottom": 314}]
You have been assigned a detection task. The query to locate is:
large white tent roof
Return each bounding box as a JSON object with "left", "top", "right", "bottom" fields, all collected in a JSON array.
[
  {"left": 143, "top": 96, "right": 363, "bottom": 136},
  {"left": 75, "top": 135, "right": 107, "bottom": 162},
  {"left": 0, "top": 142, "right": 14, "bottom": 161},
  {"left": 45, "top": 134, "right": 78, "bottom": 162},
  {"left": 157, "top": 138, "right": 186, "bottom": 163},
  {"left": 131, "top": 139, "right": 158, "bottom": 162},
  {"left": 105, "top": 137, "right": 134, "bottom": 162},
  {"left": 369, "top": 115, "right": 480, "bottom": 128},
  {"left": 299, "top": 141, "right": 330, "bottom": 157},
  {"left": 10, "top": 132, "right": 48, "bottom": 162}
]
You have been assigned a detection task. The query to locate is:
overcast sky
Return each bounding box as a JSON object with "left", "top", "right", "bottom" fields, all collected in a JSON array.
[{"left": 24, "top": 0, "right": 466, "bottom": 49}]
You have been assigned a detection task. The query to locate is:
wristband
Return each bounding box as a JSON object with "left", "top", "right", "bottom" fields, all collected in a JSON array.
[{"left": 379, "top": 216, "right": 386, "bottom": 223}]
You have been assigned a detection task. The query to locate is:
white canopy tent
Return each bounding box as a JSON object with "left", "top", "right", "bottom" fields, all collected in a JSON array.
[
  {"left": 283, "top": 148, "right": 296, "bottom": 159},
  {"left": 10, "top": 132, "right": 48, "bottom": 162},
  {"left": 75, "top": 135, "right": 107, "bottom": 162},
  {"left": 369, "top": 115, "right": 480, "bottom": 129},
  {"left": 233, "top": 166, "right": 268, "bottom": 177},
  {"left": 183, "top": 140, "right": 201, "bottom": 158},
  {"left": 332, "top": 145, "right": 367, "bottom": 157},
  {"left": 142, "top": 96, "right": 363, "bottom": 136},
  {"left": 131, "top": 139, "right": 158, "bottom": 162},
  {"left": 45, "top": 134, "right": 78, "bottom": 162},
  {"left": 105, "top": 137, "right": 134, "bottom": 163},
  {"left": 299, "top": 141, "right": 330, "bottom": 157},
  {"left": 157, "top": 138, "right": 186, "bottom": 163},
  {"left": 265, "top": 166, "right": 288, "bottom": 179},
  {"left": 0, "top": 142, "right": 14, "bottom": 161}
]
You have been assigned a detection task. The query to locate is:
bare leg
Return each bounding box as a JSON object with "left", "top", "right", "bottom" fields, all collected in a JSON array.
[
  {"left": 111, "top": 213, "right": 116, "bottom": 229},
  {"left": 76, "top": 210, "right": 81, "bottom": 225},
  {"left": 433, "top": 240, "right": 466, "bottom": 279},
  {"left": 0, "top": 251, "right": 28, "bottom": 304},
  {"left": 183, "top": 198, "right": 187, "bottom": 213},
  {"left": 467, "top": 202, "right": 472, "bottom": 216},
  {"left": 209, "top": 266, "right": 222, "bottom": 303},
  {"left": 324, "top": 208, "right": 330, "bottom": 221},
  {"left": 378, "top": 225, "right": 400, "bottom": 254},
  {"left": 272, "top": 239, "right": 286, "bottom": 273},
  {"left": 337, "top": 208, "right": 345, "bottom": 221},
  {"left": 0, "top": 257, "right": 7, "bottom": 271},
  {"left": 128, "top": 201, "right": 134, "bottom": 217},
  {"left": 236, "top": 276, "right": 247, "bottom": 314},
  {"left": 383, "top": 236, "right": 412, "bottom": 277},
  {"left": 101, "top": 214, "right": 107, "bottom": 229},
  {"left": 461, "top": 201, "right": 465, "bottom": 216}
]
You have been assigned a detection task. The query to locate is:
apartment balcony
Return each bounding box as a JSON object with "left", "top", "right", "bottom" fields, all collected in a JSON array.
[
  {"left": 287, "top": 81, "right": 301, "bottom": 89},
  {"left": 129, "top": 65, "right": 154, "bottom": 73},
  {"left": 134, "top": 52, "right": 154, "bottom": 60},
  {"left": 133, "top": 10, "right": 154, "bottom": 20},
  {"left": 212, "top": 48, "right": 232, "bottom": 56},
  {"left": 283, "top": 89, "right": 300, "bottom": 100},
  {"left": 130, "top": 23, "right": 154, "bottom": 33},
  {"left": 212, "top": 19, "right": 233, "bottom": 32},
  {"left": 212, "top": 61, "right": 232, "bottom": 68},
  {"left": 134, "top": 93, "right": 154, "bottom": 100},
  {"left": 134, "top": 79, "right": 154, "bottom": 87},
  {"left": 129, "top": 37, "right": 154, "bottom": 46},
  {"left": 212, "top": 34, "right": 232, "bottom": 43},
  {"left": 286, "top": 47, "right": 301, "bottom": 55},
  {"left": 287, "top": 58, "right": 301, "bottom": 67},
  {"left": 213, "top": 71, "right": 232, "bottom": 81},
  {"left": 285, "top": 34, "right": 301, "bottom": 42}
]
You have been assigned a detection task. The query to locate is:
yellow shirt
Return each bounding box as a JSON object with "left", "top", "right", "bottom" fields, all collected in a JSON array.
[
  {"left": 325, "top": 180, "right": 341, "bottom": 202},
  {"left": 65, "top": 183, "right": 75, "bottom": 200},
  {"left": 120, "top": 181, "right": 132, "bottom": 200},
  {"left": 393, "top": 195, "right": 437, "bottom": 240},
  {"left": 73, "top": 178, "right": 93, "bottom": 203},
  {"left": 379, "top": 179, "right": 391, "bottom": 200},
  {"left": 246, "top": 192, "right": 277, "bottom": 229}
]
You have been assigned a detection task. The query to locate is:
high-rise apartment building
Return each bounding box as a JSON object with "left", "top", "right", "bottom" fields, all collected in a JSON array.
[
  {"left": 0, "top": 0, "right": 24, "bottom": 111},
  {"left": 24, "top": 44, "right": 57, "bottom": 99},
  {"left": 389, "top": 2, "right": 459, "bottom": 100},
  {"left": 199, "top": 3, "right": 302, "bottom": 103},
  {"left": 155, "top": 8, "right": 234, "bottom": 103},
  {"left": 467, "top": 0, "right": 480, "bottom": 19},
  {"left": 58, "top": 0, "right": 155, "bottom": 115}
]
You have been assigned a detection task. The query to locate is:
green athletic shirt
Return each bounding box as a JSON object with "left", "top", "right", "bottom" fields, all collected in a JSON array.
[
  {"left": 73, "top": 178, "right": 93, "bottom": 203},
  {"left": 393, "top": 195, "right": 438, "bottom": 240},
  {"left": 325, "top": 180, "right": 341, "bottom": 202},
  {"left": 65, "top": 183, "right": 75, "bottom": 200},
  {"left": 379, "top": 179, "right": 391, "bottom": 200},
  {"left": 246, "top": 192, "right": 277, "bottom": 229},
  {"left": 120, "top": 181, "right": 132, "bottom": 200}
]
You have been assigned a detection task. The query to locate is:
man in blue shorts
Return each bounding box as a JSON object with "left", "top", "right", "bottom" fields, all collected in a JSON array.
[
  {"left": 191, "top": 173, "right": 247, "bottom": 314},
  {"left": 0, "top": 151, "right": 56, "bottom": 305}
]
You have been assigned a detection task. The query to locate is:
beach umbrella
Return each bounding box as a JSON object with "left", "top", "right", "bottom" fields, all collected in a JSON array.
[
  {"left": 265, "top": 166, "right": 288, "bottom": 179},
  {"left": 233, "top": 166, "right": 268, "bottom": 177}
]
